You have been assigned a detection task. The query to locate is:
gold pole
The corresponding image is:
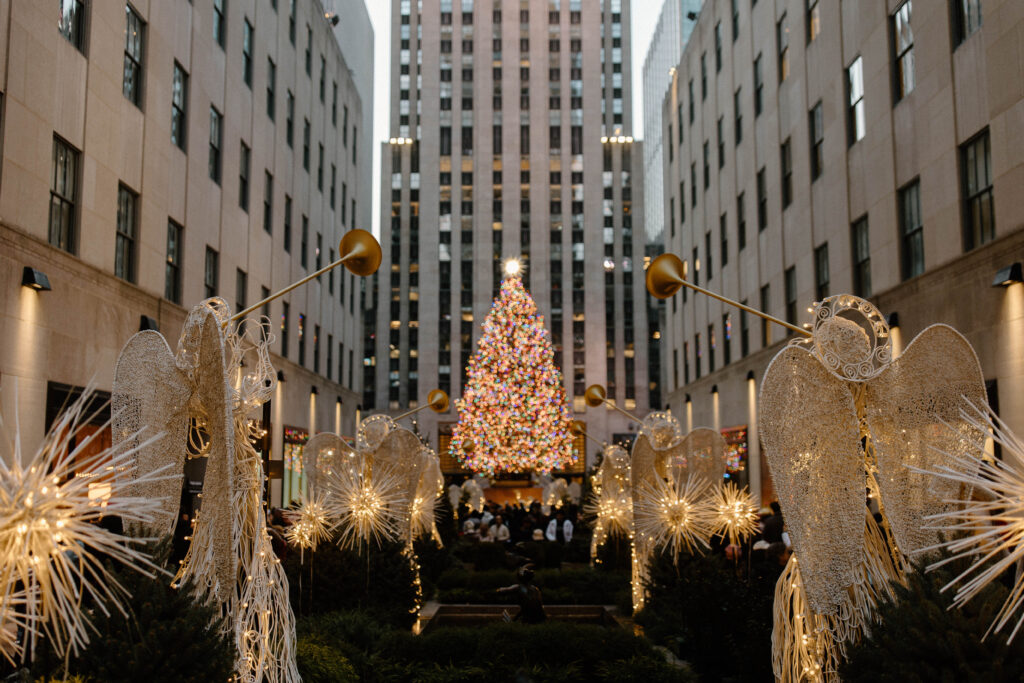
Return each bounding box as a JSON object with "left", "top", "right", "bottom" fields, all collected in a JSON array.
[
  {"left": 646, "top": 253, "right": 811, "bottom": 338},
  {"left": 393, "top": 389, "right": 450, "bottom": 421},
  {"left": 583, "top": 385, "right": 645, "bottom": 424},
  {"left": 225, "top": 229, "right": 381, "bottom": 327},
  {"left": 571, "top": 420, "right": 606, "bottom": 449}
]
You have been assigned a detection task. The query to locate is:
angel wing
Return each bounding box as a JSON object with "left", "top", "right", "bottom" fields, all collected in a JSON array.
[
  {"left": 759, "top": 345, "right": 865, "bottom": 617},
  {"left": 303, "top": 433, "right": 353, "bottom": 498},
  {"left": 865, "top": 324, "right": 987, "bottom": 557},
  {"left": 675, "top": 427, "right": 726, "bottom": 485},
  {"left": 113, "top": 330, "right": 190, "bottom": 536},
  {"left": 372, "top": 427, "right": 427, "bottom": 531}
]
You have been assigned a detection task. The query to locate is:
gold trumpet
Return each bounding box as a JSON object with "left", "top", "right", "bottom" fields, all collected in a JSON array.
[
  {"left": 584, "top": 384, "right": 645, "bottom": 424},
  {"left": 646, "top": 252, "right": 811, "bottom": 338},
  {"left": 570, "top": 419, "right": 606, "bottom": 449},
  {"left": 226, "top": 229, "right": 382, "bottom": 326},
  {"left": 394, "top": 389, "right": 450, "bottom": 420}
]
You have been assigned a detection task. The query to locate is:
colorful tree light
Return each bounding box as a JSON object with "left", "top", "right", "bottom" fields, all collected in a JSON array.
[{"left": 450, "top": 277, "right": 575, "bottom": 474}]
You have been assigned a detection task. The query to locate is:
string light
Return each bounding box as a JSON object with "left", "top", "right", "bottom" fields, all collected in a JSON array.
[{"left": 451, "top": 277, "right": 575, "bottom": 474}]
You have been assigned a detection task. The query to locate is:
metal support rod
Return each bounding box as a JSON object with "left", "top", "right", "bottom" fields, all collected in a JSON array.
[
  {"left": 576, "top": 428, "right": 606, "bottom": 450},
  {"left": 601, "top": 399, "right": 645, "bottom": 425},
  {"left": 679, "top": 279, "right": 811, "bottom": 338},
  {"left": 393, "top": 402, "right": 435, "bottom": 421},
  {"left": 225, "top": 254, "right": 352, "bottom": 326}
]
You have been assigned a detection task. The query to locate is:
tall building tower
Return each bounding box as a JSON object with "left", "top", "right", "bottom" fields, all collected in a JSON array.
[{"left": 365, "top": 0, "right": 649, "bottom": 469}]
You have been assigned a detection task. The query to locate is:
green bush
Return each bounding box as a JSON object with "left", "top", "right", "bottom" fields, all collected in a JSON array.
[
  {"left": 634, "top": 548, "right": 777, "bottom": 681},
  {"left": 435, "top": 566, "right": 630, "bottom": 605},
  {"left": 840, "top": 555, "right": 1024, "bottom": 682},
  {"left": 295, "top": 639, "right": 358, "bottom": 683},
  {"left": 27, "top": 539, "right": 234, "bottom": 683},
  {"left": 284, "top": 539, "right": 418, "bottom": 628}
]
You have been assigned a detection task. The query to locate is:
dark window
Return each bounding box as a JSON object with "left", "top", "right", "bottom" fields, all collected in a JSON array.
[
  {"left": 809, "top": 101, "right": 823, "bottom": 180},
  {"left": 691, "top": 163, "right": 697, "bottom": 207},
  {"left": 962, "top": 129, "right": 995, "bottom": 250},
  {"left": 708, "top": 323, "right": 716, "bottom": 373},
  {"left": 757, "top": 168, "right": 767, "bottom": 231},
  {"left": 49, "top": 136, "right": 78, "bottom": 253},
  {"left": 330, "top": 164, "right": 336, "bottom": 208},
  {"left": 242, "top": 19, "right": 253, "bottom": 86},
  {"left": 332, "top": 81, "right": 338, "bottom": 125},
  {"left": 734, "top": 88, "right": 742, "bottom": 145},
  {"left": 266, "top": 58, "right": 276, "bottom": 120},
  {"left": 807, "top": 0, "right": 820, "bottom": 43},
  {"left": 285, "top": 91, "right": 295, "bottom": 146},
  {"left": 317, "top": 143, "right": 324, "bottom": 190},
  {"left": 59, "top": 0, "right": 86, "bottom": 52},
  {"left": 703, "top": 141, "right": 710, "bottom": 189},
  {"left": 737, "top": 192, "right": 746, "bottom": 250},
  {"left": 705, "top": 230, "right": 713, "bottom": 279},
  {"left": 302, "top": 118, "right": 310, "bottom": 170},
  {"left": 688, "top": 79, "right": 694, "bottom": 122},
  {"left": 715, "top": 23, "right": 722, "bottom": 71},
  {"left": 740, "top": 304, "right": 749, "bottom": 357},
  {"left": 753, "top": 54, "right": 763, "bottom": 116},
  {"left": 847, "top": 57, "right": 865, "bottom": 145},
  {"left": 313, "top": 325, "right": 320, "bottom": 374},
  {"left": 777, "top": 13, "right": 789, "bottom": 83},
  {"left": 209, "top": 107, "right": 222, "bottom": 183},
  {"left": 892, "top": 2, "right": 915, "bottom": 101},
  {"left": 115, "top": 184, "right": 138, "bottom": 282},
  {"left": 301, "top": 215, "right": 308, "bottom": 269},
  {"left": 280, "top": 301, "right": 289, "bottom": 357},
  {"left": 343, "top": 106, "right": 349, "bottom": 145},
  {"left": 213, "top": 0, "right": 226, "bottom": 47},
  {"left": 700, "top": 52, "right": 707, "bottom": 99},
  {"left": 284, "top": 194, "right": 292, "bottom": 252},
  {"left": 953, "top": 0, "right": 982, "bottom": 46},
  {"left": 236, "top": 268, "right": 247, "bottom": 312},
  {"left": 305, "top": 25, "right": 312, "bottom": 75},
  {"left": 784, "top": 267, "right": 797, "bottom": 330},
  {"left": 780, "top": 138, "right": 792, "bottom": 208},
  {"left": 263, "top": 171, "right": 273, "bottom": 234},
  {"left": 732, "top": 0, "right": 740, "bottom": 41},
  {"left": 171, "top": 62, "right": 188, "bottom": 150},
  {"left": 851, "top": 215, "right": 871, "bottom": 297},
  {"left": 814, "top": 243, "right": 829, "bottom": 300},
  {"left": 899, "top": 180, "right": 924, "bottom": 280},
  {"left": 760, "top": 284, "right": 771, "bottom": 347},
  {"left": 122, "top": 5, "right": 144, "bottom": 106},
  {"left": 319, "top": 55, "right": 326, "bottom": 102},
  {"left": 165, "top": 219, "right": 183, "bottom": 304},
  {"left": 204, "top": 246, "right": 218, "bottom": 298},
  {"left": 298, "top": 313, "right": 306, "bottom": 366},
  {"left": 723, "top": 313, "right": 732, "bottom": 365},
  {"left": 239, "top": 141, "right": 250, "bottom": 211}
]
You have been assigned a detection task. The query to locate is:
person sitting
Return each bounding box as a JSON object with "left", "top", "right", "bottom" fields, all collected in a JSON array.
[
  {"left": 491, "top": 514, "right": 511, "bottom": 544},
  {"left": 497, "top": 566, "right": 546, "bottom": 624},
  {"left": 545, "top": 509, "right": 573, "bottom": 544}
]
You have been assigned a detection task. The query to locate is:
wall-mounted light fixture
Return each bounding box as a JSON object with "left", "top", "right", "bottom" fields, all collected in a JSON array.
[
  {"left": 686, "top": 11, "right": 698, "bottom": 21},
  {"left": 21, "top": 267, "right": 51, "bottom": 291},
  {"left": 710, "top": 384, "right": 718, "bottom": 394},
  {"left": 139, "top": 315, "right": 159, "bottom": 331},
  {"left": 746, "top": 370, "right": 756, "bottom": 381},
  {"left": 324, "top": 11, "right": 340, "bottom": 26},
  {"left": 885, "top": 311, "right": 900, "bottom": 328},
  {"left": 311, "top": 385, "right": 319, "bottom": 396},
  {"left": 276, "top": 370, "right": 286, "bottom": 382},
  {"left": 992, "top": 262, "right": 1023, "bottom": 287}
]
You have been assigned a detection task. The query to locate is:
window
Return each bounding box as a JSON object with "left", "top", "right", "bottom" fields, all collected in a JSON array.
[
  {"left": 732, "top": 0, "right": 740, "bottom": 40},
  {"left": 204, "top": 247, "right": 219, "bottom": 297},
  {"left": 281, "top": 301, "right": 289, "bottom": 357},
  {"left": 807, "top": 0, "right": 820, "bottom": 43},
  {"left": 317, "top": 143, "right": 324, "bottom": 191},
  {"left": 691, "top": 163, "right": 697, "bottom": 207},
  {"left": 213, "top": 0, "right": 226, "bottom": 47},
  {"left": 314, "top": 325, "right": 321, "bottom": 373},
  {"left": 708, "top": 324, "right": 716, "bottom": 373},
  {"left": 953, "top": 0, "right": 982, "bottom": 46},
  {"left": 209, "top": 107, "right": 223, "bottom": 183},
  {"left": 760, "top": 284, "right": 771, "bottom": 347},
  {"left": 899, "top": 180, "right": 924, "bottom": 280},
  {"left": 892, "top": 2, "right": 914, "bottom": 101},
  {"left": 165, "top": 220, "right": 183, "bottom": 304},
  {"left": 284, "top": 195, "right": 292, "bottom": 252},
  {"left": 122, "top": 5, "right": 144, "bottom": 106},
  {"left": 777, "top": 13, "right": 789, "bottom": 83},
  {"left": 961, "top": 129, "right": 994, "bottom": 250},
  {"left": 851, "top": 216, "right": 871, "bottom": 297},
  {"left": 717, "top": 117, "right": 725, "bottom": 168},
  {"left": 343, "top": 106, "right": 349, "bottom": 146},
  {"left": 814, "top": 243, "right": 829, "bottom": 300},
  {"left": 298, "top": 313, "right": 306, "bottom": 366},
  {"left": 49, "top": 137, "right": 79, "bottom": 253},
  {"left": 720, "top": 213, "right": 728, "bottom": 267},
  {"left": 261, "top": 285, "right": 270, "bottom": 319},
  {"left": 171, "top": 62, "right": 188, "bottom": 150},
  {"left": 737, "top": 193, "right": 746, "bottom": 250},
  {"left": 753, "top": 54, "right": 763, "bottom": 116},
  {"left": 302, "top": 118, "right": 310, "bottom": 170},
  {"left": 327, "top": 335, "right": 333, "bottom": 379},
  {"left": 715, "top": 23, "right": 722, "bottom": 71},
  {"left": 809, "top": 101, "right": 823, "bottom": 180},
  {"left": 352, "top": 127, "right": 357, "bottom": 164},
  {"left": 688, "top": 79, "right": 694, "bottom": 122},
  {"left": 286, "top": 91, "right": 294, "bottom": 146},
  {"left": 695, "top": 333, "right": 702, "bottom": 378},
  {"left": 700, "top": 53, "right": 707, "bottom": 100},
  {"left": 705, "top": 231, "right": 713, "bottom": 279},
  {"left": 288, "top": 0, "right": 296, "bottom": 44},
  {"left": 305, "top": 25, "right": 312, "bottom": 76},
  {"left": 242, "top": 19, "right": 253, "bottom": 86},
  {"left": 263, "top": 171, "right": 273, "bottom": 234},
  {"left": 239, "top": 142, "right": 251, "bottom": 211},
  {"left": 784, "top": 267, "right": 797, "bottom": 329},
  {"left": 301, "top": 215, "right": 309, "bottom": 269},
  {"left": 757, "top": 168, "right": 767, "bottom": 231},
  {"left": 59, "top": 0, "right": 86, "bottom": 52},
  {"left": 332, "top": 81, "right": 338, "bottom": 125},
  {"left": 266, "top": 58, "right": 276, "bottom": 120},
  {"left": 703, "top": 141, "right": 710, "bottom": 189},
  {"left": 115, "top": 185, "right": 138, "bottom": 282},
  {"left": 723, "top": 313, "right": 732, "bottom": 365},
  {"left": 330, "top": 164, "right": 336, "bottom": 208},
  {"left": 780, "top": 139, "right": 792, "bottom": 208},
  {"left": 319, "top": 55, "right": 326, "bottom": 102},
  {"left": 740, "top": 305, "right": 749, "bottom": 357},
  {"left": 734, "top": 88, "right": 742, "bottom": 145},
  {"left": 236, "top": 268, "right": 247, "bottom": 312},
  {"left": 847, "top": 57, "right": 865, "bottom": 145}
]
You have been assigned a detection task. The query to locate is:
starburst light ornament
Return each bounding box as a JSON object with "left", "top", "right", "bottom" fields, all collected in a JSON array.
[
  {"left": 710, "top": 482, "right": 759, "bottom": 547},
  {"left": 324, "top": 462, "right": 404, "bottom": 551},
  {"left": 451, "top": 277, "right": 575, "bottom": 474},
  {"left": 285, "top": 493, "right": 336, "bottom": 553},
  {"left": 634, "top": 475, "right": 714, "bottom": 559},
  {"left": 0, "top": 387, "right": 170, "bottom": 662}
]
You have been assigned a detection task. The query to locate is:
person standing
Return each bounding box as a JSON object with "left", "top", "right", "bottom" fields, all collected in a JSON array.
[{"left": 545, "top": 509, "right": 573, "bottom": 544}]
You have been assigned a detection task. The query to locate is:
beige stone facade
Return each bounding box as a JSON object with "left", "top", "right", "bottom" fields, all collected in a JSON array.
[
  {"left": 0, "top": 0, "right": 372, "bottom": 506},
  {"left": 660, "top": 0, "right": 1024, "bottom": 502}
]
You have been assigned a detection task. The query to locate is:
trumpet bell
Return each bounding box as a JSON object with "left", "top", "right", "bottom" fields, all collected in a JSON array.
[
  {"left": 646, "top": 253, "right": 687, "bottom": 299},
  {"left": 584, "top": 384, "right": 607, "bottom": 408},
  {"left": 570, "top": 419, "right": 587, "bottom": 436},
  {"left": 428, "top": 389, "right": 450, "bottom": 413},
  {"left": 339, "top": 229, "right": 383, "bottom": 277}
]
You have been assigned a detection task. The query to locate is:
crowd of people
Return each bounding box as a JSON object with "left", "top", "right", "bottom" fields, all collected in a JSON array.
[{"left": 459, "top": 500, "right": 578, "bottom": 547}]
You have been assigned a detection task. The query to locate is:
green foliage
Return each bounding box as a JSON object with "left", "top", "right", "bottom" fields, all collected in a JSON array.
[
  {"left": 295, "top": 639, "right": 358, "bottom": 683},
  {"left": 435, "top": 566, "right": 630, "bottom": 605},
  {"left": 840, "top": 555, "right": 1024, "bottom": 682},
  {"left": 28, "top": 539, "right": 234, "bottom": 683},
  {"left": 634, "top": 548, "right": 777, "bottom": 681},
  {"left": 284, "top": 540, "right": 418, "bottom": 628}
]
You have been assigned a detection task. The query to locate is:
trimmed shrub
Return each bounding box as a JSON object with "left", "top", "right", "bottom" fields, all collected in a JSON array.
[{"left": 295, "top": 639, "right": 358, "bottom": 683}]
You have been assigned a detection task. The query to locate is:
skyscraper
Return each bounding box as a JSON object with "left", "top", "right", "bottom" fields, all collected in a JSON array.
[{"left": 365, "top": 0, "right": 649, "bottom": 468}]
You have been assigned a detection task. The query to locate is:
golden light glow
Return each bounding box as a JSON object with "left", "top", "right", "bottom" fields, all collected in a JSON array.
[
  {"left": 503, "top": 258, "right": 522, "bottom": 277},
  {"left": 710, "top": 482, "right": 760, "bottom": 546}
]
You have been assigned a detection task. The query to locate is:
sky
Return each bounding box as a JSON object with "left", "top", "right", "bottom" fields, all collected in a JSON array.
[{"left": 363, "top": 1, "right": 662, "bottom": 236}]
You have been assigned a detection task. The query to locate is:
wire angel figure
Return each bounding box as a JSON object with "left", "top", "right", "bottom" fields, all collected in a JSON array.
[{"left": 759, "top": 294, "right": 987, "bottom": 678}]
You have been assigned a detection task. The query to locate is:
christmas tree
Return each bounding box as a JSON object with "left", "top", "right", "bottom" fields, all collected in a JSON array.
[{"left": 450, "top": 274, "right": 576, "bottom": 474}]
